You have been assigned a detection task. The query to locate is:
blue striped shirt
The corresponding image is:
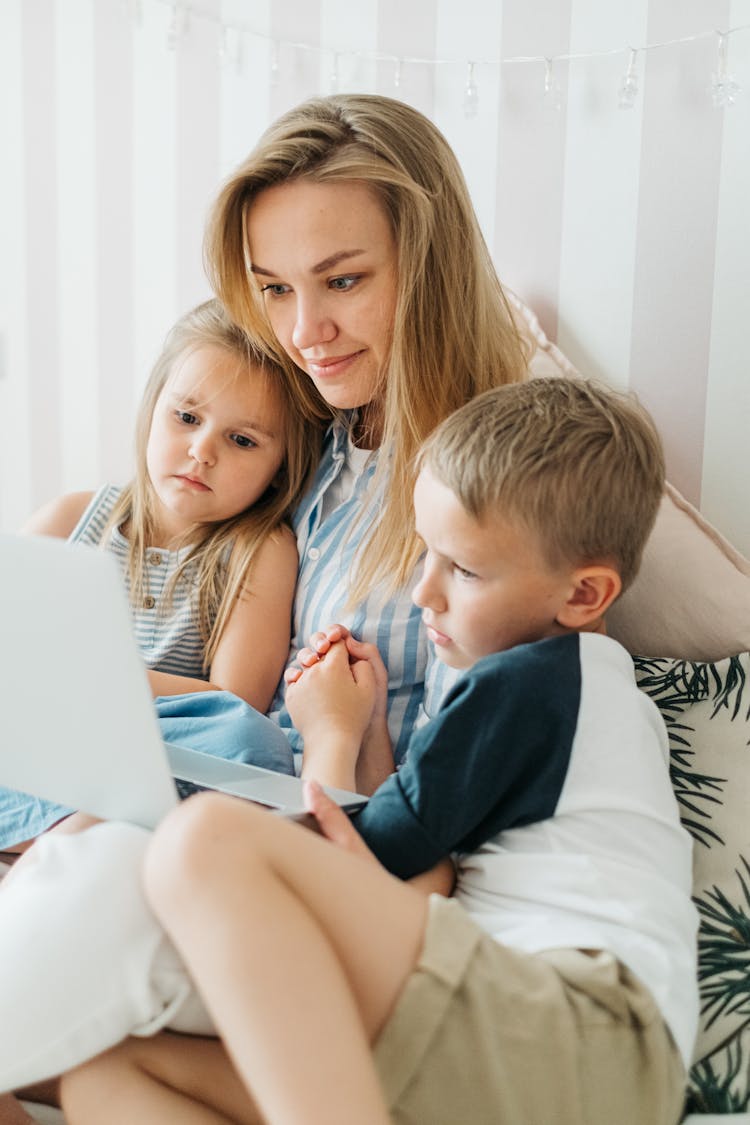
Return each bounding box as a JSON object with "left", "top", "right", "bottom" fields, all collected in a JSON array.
[{"left": 268, "top": 417, "right": 428, "bottom": 763}]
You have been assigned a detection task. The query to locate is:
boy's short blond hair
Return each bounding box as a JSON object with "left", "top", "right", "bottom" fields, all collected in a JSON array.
[{"left": 418, "top": 377, "right": 665, "bottom": 594}]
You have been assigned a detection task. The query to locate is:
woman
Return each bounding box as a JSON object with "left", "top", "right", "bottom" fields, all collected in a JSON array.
[{"left": 182, "top": 90, "right": 530, "bottom": 779}]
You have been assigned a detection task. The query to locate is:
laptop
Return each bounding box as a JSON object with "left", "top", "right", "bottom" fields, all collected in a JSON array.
[{"left": 0, "top": 532, "right": 367, "bottom": 831}]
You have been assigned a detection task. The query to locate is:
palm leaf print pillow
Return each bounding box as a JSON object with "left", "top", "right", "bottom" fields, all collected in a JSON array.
[{"left": 634, "top": 653, "right": 750, "bottom": 1115}]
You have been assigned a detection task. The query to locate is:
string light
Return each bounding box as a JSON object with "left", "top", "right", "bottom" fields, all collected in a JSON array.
[
  {"left": 618, "top": 47, "right": 639, "bottom": 109},
  {"left": 218, "top": 24, "right": 243, "bottom": 72},
  {"left": 218, "top": 24, "right": 230, "bottom": 66},
  {"left": 329, "top": 51, "right": 340, "bottom": 94},
  {"left": 166, "top": 1, "right": 188, "bottom": 50},
  {"left": 269, "top": 40, "right": 280, "bottom": 86},
  {"left": 543, "top": 57, "right": 562, "bottom": 110},
  {"left": 463, "top": 61, "right": 479, "bottom": 118},
  {"left": 138, "top": 3, "right": 749, "bottom": 108},
  {"left": 710, "top": 31, "right": 741, "bottom": 108},
  {"left": 122, "top": 0, "right": 142, "bottom": 25}
]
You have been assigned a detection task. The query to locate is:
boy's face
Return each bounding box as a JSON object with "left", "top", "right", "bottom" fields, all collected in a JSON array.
[{"left": 412, "top": 467, "right": 575, "bottom": 670}]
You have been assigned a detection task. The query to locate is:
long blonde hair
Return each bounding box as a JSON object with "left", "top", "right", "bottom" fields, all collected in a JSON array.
[
  {"left": 205, "top": 94, "right": 529, "bottom": 603},
  {"left": 107, "top": 299, "right": 322, "bottom": 670}
]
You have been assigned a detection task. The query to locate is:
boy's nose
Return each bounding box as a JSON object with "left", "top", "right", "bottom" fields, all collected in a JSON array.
[{"left": 412, "top": 563, "right": 446, "bottom": 613}]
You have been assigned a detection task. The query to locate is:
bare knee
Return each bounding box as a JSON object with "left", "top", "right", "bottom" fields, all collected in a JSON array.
[
  {"left": 144, "top": 793, "right": 270, "bottom": 923},
  {"left": 60, "top": 1045, "right": 134, "bottom": 1122}
]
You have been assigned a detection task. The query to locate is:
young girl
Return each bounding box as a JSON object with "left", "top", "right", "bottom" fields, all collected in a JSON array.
[{"left": 0, "top": 299, "right": 322, "bottom": 853}]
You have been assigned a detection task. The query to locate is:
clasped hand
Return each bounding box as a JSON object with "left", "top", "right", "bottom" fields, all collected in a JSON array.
[{"left": 285, "top": 624, "right": 391, "bottom": 794}]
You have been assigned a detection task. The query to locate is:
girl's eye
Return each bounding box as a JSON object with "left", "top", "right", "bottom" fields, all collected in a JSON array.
[
  {"left": 176, "top": 410, "right": 198, "bottom": 426},
  {"left": 231, "top": 434, "right": 256, "bottom": 450},
  {"left": 260, "top": 283, "right": 290, "bottom": 298},
  {"left": 329, "top": 276, "right": 357, "bottom": 292}
]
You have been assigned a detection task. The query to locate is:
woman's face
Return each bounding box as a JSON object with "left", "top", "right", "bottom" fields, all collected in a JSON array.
[{"left": 247, "top": 179, "right": 398, "bottom": 418}]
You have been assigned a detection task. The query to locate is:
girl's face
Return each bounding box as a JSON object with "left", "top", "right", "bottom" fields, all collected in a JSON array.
[
  {"left": 247, "top": 179, "right": 398, "bottom": 426},
  {"left": 146, "top": 345, "right": 286, "bottom": 543}
]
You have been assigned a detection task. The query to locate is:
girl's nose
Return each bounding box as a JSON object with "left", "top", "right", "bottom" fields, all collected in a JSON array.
[{"left": 189, "top": 430, "right": 217, "bottom": 466}]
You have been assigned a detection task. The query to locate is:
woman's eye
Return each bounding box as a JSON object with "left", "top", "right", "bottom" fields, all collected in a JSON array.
[
  {"left": 329, "top": 275, "right": 357, "bottom": 291},
  {"left": 231, "top": 434, "right": 256, "bottom": 449},
  {"left": 176, "top": 410, "right": 198, "bottom": 425},
  {"left": 260, "top": 283, "right": 290, "bottom": 298}
]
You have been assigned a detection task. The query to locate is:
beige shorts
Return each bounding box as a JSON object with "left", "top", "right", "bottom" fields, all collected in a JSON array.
[{"left": 374, "top": 895, "right": 686, "bottom": 1125}]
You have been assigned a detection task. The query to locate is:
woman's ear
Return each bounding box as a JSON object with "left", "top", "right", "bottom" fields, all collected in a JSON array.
[{"left": 555, "top": 565, "right": 622, "bottom": 631}]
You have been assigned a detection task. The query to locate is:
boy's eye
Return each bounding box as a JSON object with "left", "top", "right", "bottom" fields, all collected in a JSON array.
[
  {"left": 176, "top": 410, "right": 198, "bottom": 425},
  {"left": 231, "top": 434, "right": 256, "bottom": 449},
  {"left": 454, "top": 563, "right": 477, "bottom": 580}
]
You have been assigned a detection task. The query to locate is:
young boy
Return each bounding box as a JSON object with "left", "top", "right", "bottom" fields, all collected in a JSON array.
[{"left": 55, "top": 376, "right": 698, "bottom": 1125}]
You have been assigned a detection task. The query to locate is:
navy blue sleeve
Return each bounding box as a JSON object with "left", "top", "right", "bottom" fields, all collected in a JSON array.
[{"left": 352, "top": 634, "right": 582, "bottom": 879}]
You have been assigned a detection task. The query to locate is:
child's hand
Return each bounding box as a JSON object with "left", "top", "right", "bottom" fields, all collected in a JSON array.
[
  {"left": 342, "top": 636, "right": 388, "bottom": 724},
  {"left": 287, "top": 640, "right": 377, "bottom": 791},
  {"left": 284, "top": 623, "right": 351, "bottom": 685},
  {"left": 287, "top": 639, "right": 376, "bottom": 741},
  {"left": 304, "top": 780, "right": 378, "bottom": 864}
]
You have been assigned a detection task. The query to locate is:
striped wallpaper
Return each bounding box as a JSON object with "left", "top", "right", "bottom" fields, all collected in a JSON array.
[{"left": 1, "top": 0, "right": 749, "bottom": 556}]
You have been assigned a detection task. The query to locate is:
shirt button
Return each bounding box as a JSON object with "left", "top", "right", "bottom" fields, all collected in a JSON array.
[
  {"left": 143, "top": 595, "right": 156, "bottom": 609},
  {"left": 308, "top": 547, "right": 321, "bottom": 561},
  {"left": 332, "top": 451, "right": 345, "bottom": 462},
  {"left": 149, "top": 553, "right": 163, "bottom": 566}
]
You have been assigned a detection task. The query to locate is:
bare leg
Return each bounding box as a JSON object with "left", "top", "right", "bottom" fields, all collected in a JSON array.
[
  {"left": 0, "top": 1093, "right": 37, "bottom": 1125},
  {"left": 141, "top": 792, "right": 429, "bottom": 1125},
  {"left": 62, "top": 1033, "right": 262, "bottom": 1125}
]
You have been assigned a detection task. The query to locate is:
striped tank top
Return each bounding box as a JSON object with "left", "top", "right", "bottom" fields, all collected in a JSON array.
[{"left": 70, "top": 485, "right": 208, "bottom": 680}]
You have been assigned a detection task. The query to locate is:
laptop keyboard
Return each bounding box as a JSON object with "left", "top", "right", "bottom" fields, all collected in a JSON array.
[{"left": 174, "top": 776, "right": 210, "bottom": 801}]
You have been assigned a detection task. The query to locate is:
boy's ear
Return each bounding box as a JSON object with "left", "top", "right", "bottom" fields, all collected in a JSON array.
[{"left": 555, "top": 565, "right": 622, "bottom": 631}]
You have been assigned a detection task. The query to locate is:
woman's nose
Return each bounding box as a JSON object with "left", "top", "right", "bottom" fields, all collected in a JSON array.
[{"left": 291, "top": 294, "right": 337, "bottom": 352}]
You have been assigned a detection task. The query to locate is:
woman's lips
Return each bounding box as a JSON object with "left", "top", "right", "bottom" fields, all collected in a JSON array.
[{"left": 306, "top": 351, "right": 364, "bottom": 378}]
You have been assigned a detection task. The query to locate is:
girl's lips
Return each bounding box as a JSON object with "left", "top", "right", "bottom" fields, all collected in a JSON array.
[
  {"left": 177, "top": 475, "right": 210, "bottom": 492},
  {"left": 306, "top": 351, "right": 364, "bottom": 377}
]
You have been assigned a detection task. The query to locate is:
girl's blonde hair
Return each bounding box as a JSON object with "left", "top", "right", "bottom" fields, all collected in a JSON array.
[
  {"left": 107, "top": 299, "right": 321, "bottom": 670},
  {"left": 204, "top": 93, "right": 529, "bottom": 604}
]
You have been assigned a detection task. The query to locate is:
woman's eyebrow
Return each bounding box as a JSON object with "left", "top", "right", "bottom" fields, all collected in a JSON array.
[{"left": 250, "top": 249, "right": 366, "bottom": 277}]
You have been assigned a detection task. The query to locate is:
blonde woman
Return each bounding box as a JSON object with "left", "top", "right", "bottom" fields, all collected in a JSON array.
[
  {"left": 0, "top": 299, "right": 321, "bottom": 853},
  {"left": 161, "top": 91, "right": 530, "bottom": 790}
]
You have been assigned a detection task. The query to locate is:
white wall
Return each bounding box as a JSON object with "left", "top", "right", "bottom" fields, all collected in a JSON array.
[{"left": 2, "top": 0, "right": 749, "bottom": 554}]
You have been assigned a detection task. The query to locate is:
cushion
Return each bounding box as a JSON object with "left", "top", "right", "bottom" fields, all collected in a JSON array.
[
  {"left": 634, "top": 652, "right": 750, "bottom": 1115},
  {"left": 509, "top": 289, "right": 750, "bottom": 663}
]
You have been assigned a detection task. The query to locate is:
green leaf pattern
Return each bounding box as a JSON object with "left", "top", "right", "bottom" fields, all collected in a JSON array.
[{"left": 634, "top": 654, "right": 750, "bottom": 1115}]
